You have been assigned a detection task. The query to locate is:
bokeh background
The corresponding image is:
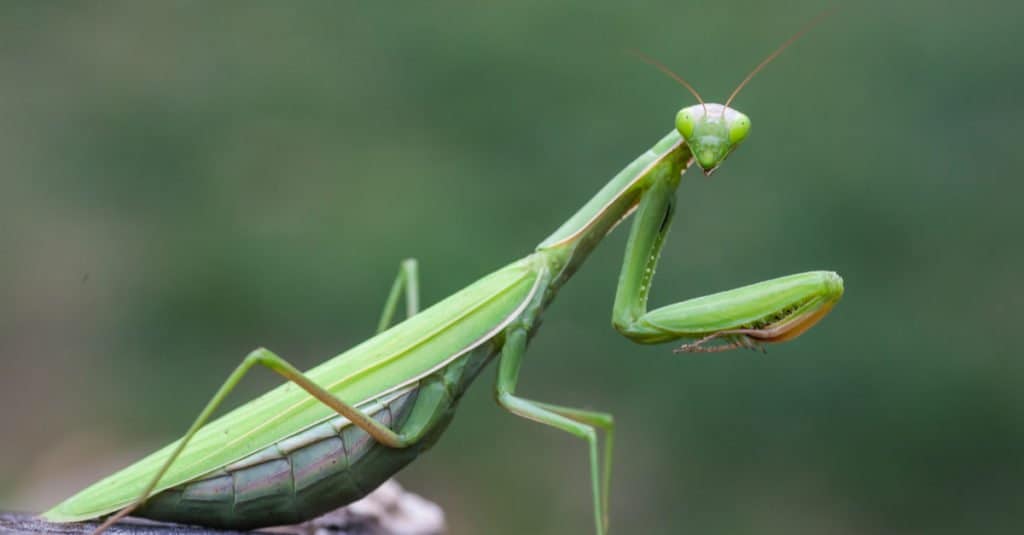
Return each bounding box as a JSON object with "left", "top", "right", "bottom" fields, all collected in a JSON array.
[{"left": 2, "top": 1, "right": 1022, "bottom": 534}]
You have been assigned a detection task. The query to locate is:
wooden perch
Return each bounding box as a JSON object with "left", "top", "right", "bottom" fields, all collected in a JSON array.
[{"left": 2, "top": 480, "right": 444, "bottom": 535}]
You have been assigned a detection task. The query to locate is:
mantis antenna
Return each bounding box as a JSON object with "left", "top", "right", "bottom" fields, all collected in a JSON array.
[
  {"left": 724, "top": 7, "right": 838, "bottom": 110},
  {"left": 630, "top": 49, "right": 707, "bottom": 115}
]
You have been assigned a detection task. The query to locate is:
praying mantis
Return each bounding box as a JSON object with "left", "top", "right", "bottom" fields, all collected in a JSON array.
[{"left": 42, "top": 13, "right": 843, "bottom": 535}]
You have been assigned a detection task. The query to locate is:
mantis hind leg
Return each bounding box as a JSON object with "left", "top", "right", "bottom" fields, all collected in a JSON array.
[
  {"left": 495, "top": 327, "right": 614, "bottom": 535},
  {"left": 377, "top": 258, "right": 420, "bottom": 333},
  {"left": 91, "top": 347, "right": 421, "bottom": 534}
]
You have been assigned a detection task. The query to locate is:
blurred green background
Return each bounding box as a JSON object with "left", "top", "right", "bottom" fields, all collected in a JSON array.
[{"left": 2, "top": 1, "right": 1022, "bottom": 534}]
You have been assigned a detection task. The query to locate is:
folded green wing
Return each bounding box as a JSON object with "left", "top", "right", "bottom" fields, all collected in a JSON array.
[{"left": 45, "top": 256, "right": 541, "bottom": 522}]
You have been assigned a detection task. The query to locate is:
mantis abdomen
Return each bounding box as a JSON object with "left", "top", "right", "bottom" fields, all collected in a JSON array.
[
  {"left": 133, "top": 336, "right": 503, "bottom": 530},
  {"left": 133, "top": 386, "right": 422, "bottom": 529}
]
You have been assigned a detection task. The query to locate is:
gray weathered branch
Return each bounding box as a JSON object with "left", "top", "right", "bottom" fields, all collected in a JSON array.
[{"left": 2, "top": 480, "right": 444, "bottom": 535}]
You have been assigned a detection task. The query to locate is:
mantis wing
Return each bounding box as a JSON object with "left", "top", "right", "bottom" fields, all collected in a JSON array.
[{"left": 45, "top": 256, "right": 541, "bottom": 521}]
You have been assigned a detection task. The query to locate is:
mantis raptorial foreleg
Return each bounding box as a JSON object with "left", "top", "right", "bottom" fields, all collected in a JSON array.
[
  {"left": 495, "top": 327, "right": 615, "bottom": 535},
  {"left": 673, "top": 297, "right": 839, "bottom": 353},
  {"left": 377, "top": 258, "right": 420, "bottom": 333},
  {"left": 611, "top": 163, "right": 683, "bottom": 344},
  {"left": 94, "top": 347, "right": 425, "bottom": 533},
  {"left": 610, "top": 155, "right": 842, "bottom": 351}
]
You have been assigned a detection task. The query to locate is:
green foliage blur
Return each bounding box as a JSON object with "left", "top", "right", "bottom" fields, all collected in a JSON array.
[{"left": 2, "top": 2, "right": 1021, "bottom": 534}]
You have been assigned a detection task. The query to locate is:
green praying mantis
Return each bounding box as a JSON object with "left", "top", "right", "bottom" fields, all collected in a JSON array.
[{"left": 43, "top": 14, "right": 843, "bottom": 535}]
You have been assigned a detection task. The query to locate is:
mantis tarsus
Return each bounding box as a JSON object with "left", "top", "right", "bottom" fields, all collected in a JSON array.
[{"left": 43, "top": 14, "right": 843, "bottom": 535}]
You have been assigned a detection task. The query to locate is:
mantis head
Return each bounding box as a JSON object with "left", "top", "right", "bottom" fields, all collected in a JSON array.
[
  {"left": 634, "top": 8, "right": 833, "bottom": 176},
  {"left": 675, "top": 103, "right": 750, "bottom": 175}
]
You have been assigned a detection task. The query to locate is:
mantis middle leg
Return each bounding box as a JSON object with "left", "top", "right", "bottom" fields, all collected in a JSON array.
[
  {"left": 495, "top": 326, "right": 615, "bottom": 535},
  {"left": 377, "top": 258, "right": 420, "bottom": 332}
]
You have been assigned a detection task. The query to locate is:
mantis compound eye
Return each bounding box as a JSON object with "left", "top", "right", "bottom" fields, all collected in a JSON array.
[
  {"left": 675, "top": 107, "right": 696, "bottom": 138},
  {"left": 727, "top": 112, "right": 751, "bottom": 144}
]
